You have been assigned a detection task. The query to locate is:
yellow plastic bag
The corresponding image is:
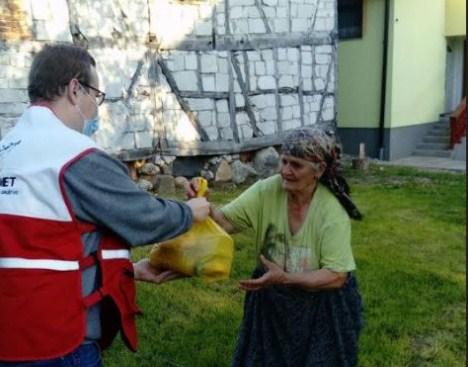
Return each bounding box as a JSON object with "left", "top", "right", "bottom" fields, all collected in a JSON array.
[{"left": 149, "top": 178, "right": 234, "bottom": 281}]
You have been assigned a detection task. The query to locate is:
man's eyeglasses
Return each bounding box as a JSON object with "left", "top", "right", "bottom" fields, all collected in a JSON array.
[{"left": 79, "top": 81, "right": 106, "bottom": 106}]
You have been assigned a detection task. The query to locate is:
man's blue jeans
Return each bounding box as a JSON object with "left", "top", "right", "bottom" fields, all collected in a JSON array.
[{"left": 0, "top": 343, "right": 102, "bottom": 367}]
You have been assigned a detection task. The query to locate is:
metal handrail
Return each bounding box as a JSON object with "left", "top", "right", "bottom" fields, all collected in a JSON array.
[{"left": 450, "top": 97, "right": 466, "bottom": 148}]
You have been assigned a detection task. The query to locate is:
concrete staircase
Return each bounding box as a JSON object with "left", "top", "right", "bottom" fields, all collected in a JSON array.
[{"left": 413, "top": 117, "right": 452, "bottom": 158}]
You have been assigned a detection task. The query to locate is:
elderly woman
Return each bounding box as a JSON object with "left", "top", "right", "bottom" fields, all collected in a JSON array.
[{"left": 189, "top": 126, "right": 363, "bottom": 366}]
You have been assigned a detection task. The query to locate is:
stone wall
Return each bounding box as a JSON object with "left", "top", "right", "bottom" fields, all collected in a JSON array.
[{"left": 0, "top": 0, "right": 337, "bottom": 159}]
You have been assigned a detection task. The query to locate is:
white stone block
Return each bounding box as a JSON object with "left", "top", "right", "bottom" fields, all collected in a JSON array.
[
  {"left": 316, "top": 45, "right": 333, "bottom": 54},
  {"left": 235, "top": 94, "right": 244, "bottom": 107},
  {"left": 302, "top": 65, "right": 312, "bottom": 78},
  {"left": 234, "top": 0, "right": 255, "bottom": 6},
  {"left": 247, "top": 51, "right": 261, "bottom": 61},
  {"left": 303, "top": 79, "right": 312, "bottom": 91},
  {"left": 204, "top": 126, "right": 219, "bottom": 140},
  {"left": 274, "top": 19, "right": 289, "bottom": 33},
  {"left": 0, "top": 89, "right": 28, "bottom": 103},
  {"left": 247, "top": 7, "right": 260, "bottom": 18},
  {"left": 260, "top": 107, "right": 277, "bottom": 120},
  {"left": 321, "top": 108, "right": 334, "bottom": 121},
  {"left": 304, "top": 112, "right": 318, "bottom": 125},
  {"left": 291, "top": 4, "right": 299, "bottom": 17},
  {"left": 186, "top": 98, "right": 214, "bottom": 110},
  {"left": 202, "top": 75, "right": 216, "bottom": 92},
  {"left": 0, "top": 55, "right": 9, "bottom": 65},
  {"left": 231, "top": 6, "right": 244, "bottom": 19},
  {"left": 249, "top": 76, "right": 257, "bottom": 91},
  {"left": 292, "top": 105, "right": 301, "bottom": 118},
  {"left": 262, "top": 0, "right": 278, "bottom": 6},
  {"left": 261, "top": 49, "right": 273, "bottom": 60},
  {"left": 251, "top": 94, "right": 276, "bottom": 109},
  {"left": 218, "top": 58, "right": 229, "bottom": 73},
  {"left": 280, "top": 95, "right": 297, "bottom": 106},
  {"left": 310, "top": 95, "right": 322, "bottom": 111},
  {"left": 315, "top": 65, "right": 329, "bottom": 78},
  {"left": 314, "top": 78, "right": 325, "bottom": 91},
  {"left": 216, "top": 100, "right": 229, "bottom": 113},
  {"left": 220, "top": 127, "right": 234, "bottom": 140},
  {"left": 216, "top": 74, "right": 230, "bottom": 92},
  {"left": 232, "top": 19, "right": 249, "bottom": 33},
  {"left": 315, "top": 54, "right": 331, "bottom": 64},
  {"left": 314, "top": 18, "right": 327, "bottom": 31},
  {"left": 249, "top": 19, "right": 266, "bottom": 33},
  {"left": 283, "top": 119, "right": 301, "bottom": 130},
  {"left": 217, "top": 13, "right": 225, "bottom": 26},
  {"left": 266, "top": 60, "right": 275, "bottom": 74},
  {"left": 298, "top": 5, "right": 315, "bottom": 18},
  {"left": 255, "top": 61, "right": 266, "bottom": 75},
  {"left": 240, "top": 123, "right": 253, "bottom": 140},
  {"left": 31, "top": 0, "right": 50, "bottom": 19},
  {"left": 263, "top": 7, "right": 276, "bottom": 18},
  {"left": 120, "top": 133, "right": 136, "bottom": 150},
  {"left": 277, "top": 48, "right": 287, "bottom": 60},
  {"left": 198, "top": 111, "right": 213, "bottom": 126},
  {"left": 171, "top": 54, "right": 186, "bottom": 71},
  {"left": 279, "top": 75, "right": 295, "bottom": 88},
  {"left": 259, "top": 121, "right": 276, "bottom": 135},
  {"left": 185, "top": 54, "right": 198, "bottom": 70},
  {"left": 0, "top": 102, "right": 27, "bottom": 116},
  {"left": 277, "top": 61, "right": 291, "bottom": 74},
  {"left": 129, "top": 115, "right": 151, "bottom": 131},
  {"left": 173, "top": 71, "right": 199, "bottom": 91},
  {"left": 8, "top": 77, "right": 28, "bottom": 89},
  {"left": 302, "top": 51, "right": 313, "bottom": 65},
  {"left": 287, "top": 48, "right": 299, "bottom": 62},
  {"left": 258, "top": 76, "right": 276, "bottom": 90},
  {"left": 217, "top": 112, "right": 231, "bottom": 127},
  {"left": 237, "top": 111, "right": 250, "bottom": 125},
  {"left": 195, "top": 21, "right": 213, "bottom": 36},
  {"left": 291, "top": 18, "right": 308, "bottom": 32},
  {"left": 277, "top": 7, "right": 288, "bottom": 18},
  {"left": 281, "top": 106, "right": 293, "bottom": 119},
  {"left": 323, "top": 96, "right": 334, "bottom": 109},
  {"left": 201, "top": 54, "right": 218, "bottom": 73}
]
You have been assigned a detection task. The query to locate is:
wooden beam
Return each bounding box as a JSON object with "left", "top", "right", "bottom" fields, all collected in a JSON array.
[
  {"left": 231, "top": 52, "right": 263, "bottom": 137},
  {"left": 151, "top": 33, "right": 335, "bottom": 52},
  {"left": 157, "top": 56, "right": 209, "bottom": 141},
  {"left": 160, "top": 132, "right": 292, "bottom": 156}
]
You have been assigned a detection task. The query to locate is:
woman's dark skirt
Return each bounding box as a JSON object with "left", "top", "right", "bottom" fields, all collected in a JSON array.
[{"left": 231, "top": 269, "right": 364, "bottom": 367}]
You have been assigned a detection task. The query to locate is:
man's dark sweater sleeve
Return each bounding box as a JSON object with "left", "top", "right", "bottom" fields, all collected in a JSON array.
[{"left": 63, "top": 150, "right": 193, "bottom": 246}]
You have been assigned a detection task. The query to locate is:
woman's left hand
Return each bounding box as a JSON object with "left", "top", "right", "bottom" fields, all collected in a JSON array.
[{"left": 239, "top": 255, "right": 287, "bottom": 291}]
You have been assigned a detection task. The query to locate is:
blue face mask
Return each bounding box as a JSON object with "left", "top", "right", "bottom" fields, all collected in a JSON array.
[{"left": 82, "top": 115, "right": 100, "bottom": 136}]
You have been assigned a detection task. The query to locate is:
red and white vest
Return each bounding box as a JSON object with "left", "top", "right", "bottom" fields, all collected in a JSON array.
[{"left": 0, "top": 106, "right": 140, "bottom": 361}]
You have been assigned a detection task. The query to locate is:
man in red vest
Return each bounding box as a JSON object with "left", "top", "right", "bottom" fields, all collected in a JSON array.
[{"left": 0, "top": 44, "right": 210, "bottom": 367}]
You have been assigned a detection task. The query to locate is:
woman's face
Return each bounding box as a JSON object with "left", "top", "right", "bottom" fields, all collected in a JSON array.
[{"left": 279, "top": 154, "right": 321, "bottom": 193}]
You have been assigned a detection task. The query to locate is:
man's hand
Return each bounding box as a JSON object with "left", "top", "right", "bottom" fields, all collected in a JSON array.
[
  {"left": 133, "top": 259, "right": 185, "bottom": 284},
  {"left": 186, "top": 197, "right": 210, "bottom": 222},
  {"left": 239, "top": 255, "right": 287, "bottom": 291}
]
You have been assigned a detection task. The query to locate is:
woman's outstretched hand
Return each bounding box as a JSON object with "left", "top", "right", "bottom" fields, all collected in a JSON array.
[{"left": 239, "top": 255, "right": 287, "bottom": 291}]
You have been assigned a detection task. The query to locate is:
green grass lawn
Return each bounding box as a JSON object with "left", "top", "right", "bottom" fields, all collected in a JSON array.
[{"left": 104, "top": 165, "right": 466, "bottom": 367}]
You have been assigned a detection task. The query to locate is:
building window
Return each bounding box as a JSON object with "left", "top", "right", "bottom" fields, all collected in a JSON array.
[{"left": 338, "top": 0, "right": 363, "bottom": 40}]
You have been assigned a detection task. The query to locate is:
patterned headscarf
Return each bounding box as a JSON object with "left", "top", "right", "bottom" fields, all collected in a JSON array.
[{"left": 281, "top": 126, "right": 362, "bottom": 220}]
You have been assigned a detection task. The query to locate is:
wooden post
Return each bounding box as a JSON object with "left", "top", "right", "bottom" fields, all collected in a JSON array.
[{"left": 352, "top": 143, "right": 369, "bottom": 170}]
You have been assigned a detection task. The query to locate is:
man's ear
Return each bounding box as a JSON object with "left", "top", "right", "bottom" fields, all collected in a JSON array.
[{"left": 67, "top": 79, "right": 80, "bottom": 105}]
